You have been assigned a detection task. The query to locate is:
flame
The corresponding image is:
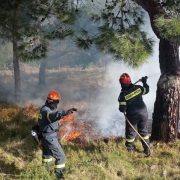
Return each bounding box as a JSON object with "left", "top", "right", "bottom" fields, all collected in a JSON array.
[
  {"left": 23, "top": 104, "right": 101, "bottom": 143},
  {"left": 60, "top": 114, "right": 75, "bottom": 124},
  {"left": 64, "top": 131, "right": 81, "bottom": 141},
  {"left": 59, "top": 113, "right": 81, "bottom": 141}
]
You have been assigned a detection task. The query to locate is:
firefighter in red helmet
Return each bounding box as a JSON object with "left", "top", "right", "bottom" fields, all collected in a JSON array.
[
  {"left": 118, "top": 73, "right": 151, "bottom": 156},
  {"left": 38, "top": 90, "right": 77, "bottom": 179}
]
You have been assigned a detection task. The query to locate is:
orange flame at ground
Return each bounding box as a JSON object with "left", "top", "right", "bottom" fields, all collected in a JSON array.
[
  {"left": 23, "top": 104, "right": 96, "bottom": 142},
  {"left": 59, "top": 113, "right": 83, "bottom": 141},
  {"left": 65, "top": 131, "right": 81, "bottom": 141},
  {"left": 60, "top": 114, "right": 75, "bottom": 124}
]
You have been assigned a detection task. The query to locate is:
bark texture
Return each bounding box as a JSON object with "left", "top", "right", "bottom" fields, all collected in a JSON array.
[
  {"left": 151, "top": 75, "right": 180, "bottom": 141},
  {"left": 135, "top": 0, "right": 180, "bottom": 141}
]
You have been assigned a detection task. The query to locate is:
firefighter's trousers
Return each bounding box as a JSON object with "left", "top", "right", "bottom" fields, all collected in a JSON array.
[
  {"left": 125, "top": 108, "right": 150, "bottom": 151},
  {"left": 41, "top": 133, "right": 65, "bottom": 178}
]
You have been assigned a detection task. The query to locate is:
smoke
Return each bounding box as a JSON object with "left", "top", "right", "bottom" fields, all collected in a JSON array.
[
  {"left": 0, "top": 43, "right": 161, "bottom": 138},
  {"left": 90, "top": 54, "right": 160, "bottom": 137},
  {"left": 0, "top": 7, "right": 162, "bottom": 139},
  {"left": 90, "top": 13, "right": 161, "bottom": 137}
]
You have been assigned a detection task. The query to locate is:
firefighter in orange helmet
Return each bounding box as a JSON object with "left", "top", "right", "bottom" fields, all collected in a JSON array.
[
  {"left": 38, "top": 90, "right": 77, "bottom": 179},
  {"left": 118, "top": 73, "right": 151, "bottom": 156}
]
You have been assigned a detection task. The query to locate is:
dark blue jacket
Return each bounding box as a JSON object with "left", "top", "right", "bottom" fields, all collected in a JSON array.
[
  {"left": 38, "top": 103, "right": 65, "bottom": 134},
  {"left": 118, "top": 83, "right": 149, "bottom": 114}
]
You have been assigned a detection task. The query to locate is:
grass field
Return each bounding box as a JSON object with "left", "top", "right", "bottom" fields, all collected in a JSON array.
[{"left": 0, "top": 104, "right": 180, "bottom": 180}]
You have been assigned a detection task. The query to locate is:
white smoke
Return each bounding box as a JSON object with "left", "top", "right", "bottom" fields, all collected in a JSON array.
[
  {"left": 81, "top": 3, "right": 166, "bottom": 137},
  {"left": 91, "top": 14, "right": 161, "bottom": 137}
]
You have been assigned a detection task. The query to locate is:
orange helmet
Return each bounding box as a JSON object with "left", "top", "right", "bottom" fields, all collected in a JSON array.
[
  {"left": 47, "top": 90, "right": 61, "bottom": 101},
  {"left": 119, "top": 73, "right": 131, "bottom": 85}
]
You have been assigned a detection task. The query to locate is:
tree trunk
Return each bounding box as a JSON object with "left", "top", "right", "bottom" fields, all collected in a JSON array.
[
  {"left": 39, "top": 60, "right": 47, "bottom": 85},
  {"left": 151, "top": 74, "right": 180, "bottom": 142},
  {"left": 12, "top": 4, "right": 21, "bottom": 100},
  {"left": 12, "top": 35, "right": 21, "bottom": 100},
  {"left": 134, "top": 0, "right": 180, "bottom": 142},
  {"left": 151, "top": 39, "right": 180, "bottom": 142},
  {"left": 159, "top": 39, "right": 180, "bottom": 75}
]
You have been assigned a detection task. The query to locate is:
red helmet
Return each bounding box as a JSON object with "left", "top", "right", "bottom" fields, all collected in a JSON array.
[
  {"left": 119, "top": 73, "right": 131, "bottom": 85},
  {"left": 47, "top": 90, "right": 61, "bottom": 101}
]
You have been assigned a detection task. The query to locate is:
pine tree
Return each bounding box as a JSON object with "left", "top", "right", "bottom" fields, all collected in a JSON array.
[
  {"left": 86, "top": 0, "right": 180, "bottom": 142},
  {"left": 37, "top": 1, "right": 76, "bottom": 85},
  {"left": 0, "top": 0, "right": 75, "bottom": 99},
  {"left": 133, "top": 0, "right": 180, "bottom": 142}
]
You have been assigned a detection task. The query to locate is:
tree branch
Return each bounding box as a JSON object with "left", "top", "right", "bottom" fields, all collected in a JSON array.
[
  {"left": 134, "top": 0, "right": 165, "bottom": 17},
  {"left": 133, "top": 0, "right": 166, "bottom": 38}
]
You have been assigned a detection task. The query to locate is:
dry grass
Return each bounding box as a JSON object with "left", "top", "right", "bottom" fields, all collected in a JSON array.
[{"left": 0, "top": 105, "right": 180, "bottom": 180}]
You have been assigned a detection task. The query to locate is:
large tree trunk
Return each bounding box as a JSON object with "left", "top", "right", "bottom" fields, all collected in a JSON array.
[
  {"left": 151, "top": 40, "right": 180, "bottom": 142},
  {"left": 134, "top": 0, "right": 180, "bottom": 142},
  {"left": 151, "top": 74, "right": 180, "bottom": 142},
  {"left": 12, "top": 33, "right": 21, "bottom": 100},
  {"left": 159, "top": 39, "right": 180, "bottom": 75}
]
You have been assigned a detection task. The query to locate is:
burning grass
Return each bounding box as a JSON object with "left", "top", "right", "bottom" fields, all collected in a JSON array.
[
  {"left": 60, "top": 113, "right": 99, "bottom": 142},
  {"left": 1, "top": 104, "right": 180, "bottom": 179}
]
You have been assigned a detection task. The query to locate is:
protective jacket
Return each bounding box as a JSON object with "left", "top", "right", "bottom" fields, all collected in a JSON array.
[
  {"left": 118, "top": 83, "right": 149, "bottom": 114},
  {"left": 38, "top": 102, "right": 65, "bottom": 135}
]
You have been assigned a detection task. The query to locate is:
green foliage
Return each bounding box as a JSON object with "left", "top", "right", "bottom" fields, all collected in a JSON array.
[
  {"left": 100, "top": 0, "right": 145, "bottom": 29},
  {"left": 160, "top": 0, "right": 180, "bottom": 17},
  {"left": 112, "top": 33, "right": 152, "bottom": 67},
  {"left": 19, "top": 38, "right": 48, "bottom": 61},
  {"left": 75, "top": 28, "right": 93, "bottom": 49},
  {"left": 45, "top": 27, "right": 74, "bottom": 40},
  {"left": 0, "top": 0, "right": 49, "bottom": 62},
  {"left": 75, "top": 37, "right": 93, "bottom": 50},
  {"left": 0, "top": 0, "right": 76, "bottom": 63},
  {"left": 95, "top": 26, "right": 153, "bottom": 67},
  {"left": 83, "top": 0, "right": 154, "bottom": 67},
  {"left": 154, "top": 16, "right": 180, "bottom": 44}
]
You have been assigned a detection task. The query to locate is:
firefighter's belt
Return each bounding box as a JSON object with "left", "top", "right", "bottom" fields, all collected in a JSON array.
[{"left": 124, "top": 88, "right": 142, "bottom": 101}]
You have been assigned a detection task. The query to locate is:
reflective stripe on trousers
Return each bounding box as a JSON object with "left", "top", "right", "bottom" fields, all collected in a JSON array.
[
  {"left": 126, "top": 138, "right": 135, "bottom": 143},
  {"left": 42, "top": 157, "right": 53, "bottom": 163},
  {"left": 142, "top": 135, "right": 149, "bottom": 140},
  {"left": 55, "top": 163, "right": 65, "bottom": 169}
]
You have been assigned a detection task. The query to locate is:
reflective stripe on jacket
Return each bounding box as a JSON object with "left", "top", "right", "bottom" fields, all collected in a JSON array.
[
  {"left": 38, "top": 105, "right": 65, "bottom": 133},
  {"left": 118, "top": 83, "right": 149, "bottom": 114}
]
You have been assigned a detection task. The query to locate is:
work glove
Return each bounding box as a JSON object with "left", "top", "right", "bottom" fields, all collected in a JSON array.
[
  {"left": 141, "top": 76, "right": 148, "bottom": 84},
  {"left": 65, "top": 108, "right": 77, "bottom": 115},
  {"left": 119, "top": 105, "right": 127, "bottom": 113},
  {"left": 56, "top": 110, "right": 66, "bottom": 119}
]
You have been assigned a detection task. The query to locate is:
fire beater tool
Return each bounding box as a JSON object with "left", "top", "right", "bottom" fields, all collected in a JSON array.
[
  {"left": 134, "top": 72, "right": 161, "bottom": 85},
  {"left": 123, "top": 112, "right": 152, "bottom": 156}
]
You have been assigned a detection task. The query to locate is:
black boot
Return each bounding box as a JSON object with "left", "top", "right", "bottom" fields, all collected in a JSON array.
[
  {"left": 144, "top": 148, "right": 151, "bottom": 157},
  {"left": 141, "top": 139, "right": 151, "bottom": 157},
  {"left": 125, "top": 141, "right": 136, "bottom": 152},
  {"left": 55, "top": 169, "right": 65, "bottom": 180}
]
